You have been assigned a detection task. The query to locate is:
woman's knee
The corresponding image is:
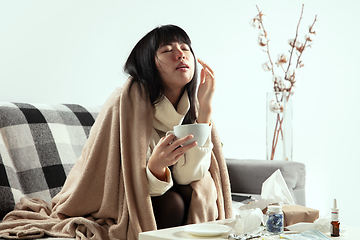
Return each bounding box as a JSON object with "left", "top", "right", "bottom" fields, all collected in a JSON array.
[
  {"left": 151, "top": 190, "right": 185, "bottom": 229},
  {"left": 152, "top": 190, "right": 184, "bottom": 214}
]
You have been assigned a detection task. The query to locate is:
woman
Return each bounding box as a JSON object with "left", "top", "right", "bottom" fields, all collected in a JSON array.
[
  {"left": 124, "top": 24, "right": 218, "bottom": 229},
  {"left": 0, "top": 25, "right": 232, "bottom": 240}
]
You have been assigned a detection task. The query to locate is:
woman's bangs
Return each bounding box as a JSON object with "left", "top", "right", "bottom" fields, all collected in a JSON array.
[{"left": 156, "top": 25, "right": 191, "bottom": 48}]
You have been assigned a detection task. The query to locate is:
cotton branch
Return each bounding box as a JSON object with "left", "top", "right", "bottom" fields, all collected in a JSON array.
[
  {"left": 296, "top": 14, "right": 318, "bottom": 68},
  {"left": 286, "top": 4, "right": 305, "bottom": 76},
  {"left": 256, "top": 5, "right": 275, "bottom": 76}
]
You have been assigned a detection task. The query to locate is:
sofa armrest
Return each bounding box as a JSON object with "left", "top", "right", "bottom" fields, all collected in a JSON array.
[{"left": 226, "top": 159, "right": 306, "bottom": 206}]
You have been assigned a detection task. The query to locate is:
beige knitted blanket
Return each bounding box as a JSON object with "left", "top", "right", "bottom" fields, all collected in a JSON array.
[{"left": 0, "top": 79, "right": 233, "bottom": 240}]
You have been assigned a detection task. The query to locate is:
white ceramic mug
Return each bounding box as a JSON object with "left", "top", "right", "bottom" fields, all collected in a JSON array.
[{"left": 166, "top": 123, "right": 210, "bottom": 147}]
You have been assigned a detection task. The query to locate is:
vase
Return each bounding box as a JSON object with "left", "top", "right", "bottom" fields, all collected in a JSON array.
[{"left": 266, "top": 92, "right": 293, "bottom": 161}]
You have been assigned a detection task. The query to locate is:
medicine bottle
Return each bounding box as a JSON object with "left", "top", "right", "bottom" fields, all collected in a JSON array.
[
  {"left": 331, "top": 199, "right": 340, "bottom": 237},
  {"left": 266, "top": 205, "right": 284, "bottom": 235}
]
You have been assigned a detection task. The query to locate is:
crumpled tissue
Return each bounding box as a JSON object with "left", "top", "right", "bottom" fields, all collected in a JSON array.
[
  {"left": 232, "top": 208, "right": 264, "bottom": 235},
  {"left": 240, "top": 169, "right": 295, "bottom": 211},
  {"left": 286, "top": 216, "right": 346, "bottom": 235}
]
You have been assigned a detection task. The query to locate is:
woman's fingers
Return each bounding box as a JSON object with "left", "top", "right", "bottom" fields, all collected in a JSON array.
[
  {"left": 168, "top": 134, "right": 194, "bottom": 151},
  {"left": 148, "top": 133, "right": 197, "bottom": 178},
  {"left": 196, "top": 58, "right": 215, "bottom": 124},
  {"left": 158, "top": 134, "right": 195, "bottom": 165},
  {"left": 171, "top": 141, "right": 197, "bottom": 161},
  {"left": 205, "top": 67, "right": 215, "bottom": 80},
  {"left": 197, "top": 58, "right": 215, "bottom": 87},
  {"left": 197, "top": 58, "right": 215, "bottom": 75},
  {"left": 161, "top": 133, "right": 176, "bottom": 146}
]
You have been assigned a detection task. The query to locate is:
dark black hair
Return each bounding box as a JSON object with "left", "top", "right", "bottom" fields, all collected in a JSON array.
[{"left": 124, "top": 24, "right": 198, "bottom": 124}]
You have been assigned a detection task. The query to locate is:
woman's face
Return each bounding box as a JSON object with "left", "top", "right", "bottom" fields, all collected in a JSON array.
[{"left": 155, "top": 42, "right": 195, "bottom": 93}]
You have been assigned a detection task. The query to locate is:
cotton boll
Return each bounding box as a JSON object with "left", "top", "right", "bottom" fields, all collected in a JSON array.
[
  {"left": 295, "top": 40, "right": 305, "bottom": 53},
  {"left": 262, "top": 62, "right": 272, "bottom": 71},
  {"left": 283, "top": 79, "right": 292, "bottom": 89},
  {"left": 286, "top": 69, "right": 296, "bottom": 80},
  {"left": 278, "top": 80, "right": 286, "bottom": 91},
  {"left": 260, "top": 14, "right": 267, "bottom": 23},
  {"left": 295, "top": 40, "right": 303, "bottom": 49},
  {"left": 250, "top": 18, "right": 260, "bottom": 29},
  {"left": 269, "top": 100, "right": 284, "bottom": 113},
  {"left": 269, "top": 100, "right": 276, "bottom": 111},
  {"left": 288, "top": 39, "right": 296, "bottom": 47},
  {"left": 277, "top": 53, "right": 289, "bottom": 65},
  {"left": 305, "top": 33, "right": 316, "bottom": 41},
  {"left": 272, "top": 75, "right": 282, "bottom": 83},
  {"left": 258, "top": 36, "right": 268, "bottom": 46}
]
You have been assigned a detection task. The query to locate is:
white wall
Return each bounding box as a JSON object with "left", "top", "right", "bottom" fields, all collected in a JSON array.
[{"left": 1, "top": 0, "right": 359, "bottom": 226}]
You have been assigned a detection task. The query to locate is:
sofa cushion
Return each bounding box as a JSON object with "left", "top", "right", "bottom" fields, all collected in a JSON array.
[
  {"left": 0, "top": 102, "right": 101, "bottom": 219},
  {"left": 226, "top": 159, "right": 306, "bottom": 206}
]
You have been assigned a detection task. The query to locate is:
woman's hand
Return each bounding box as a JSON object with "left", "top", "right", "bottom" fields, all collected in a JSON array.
[
  {"left": 148, "top": 134, "right": 197, "bottom": 181},
  {"left": 197, "top": 58, "right": 215, "bottom": 124}
]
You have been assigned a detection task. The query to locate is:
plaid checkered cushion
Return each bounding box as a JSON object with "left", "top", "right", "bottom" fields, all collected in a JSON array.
[{"left": 0, "top": 102, "right": 101, "bottom": 219}]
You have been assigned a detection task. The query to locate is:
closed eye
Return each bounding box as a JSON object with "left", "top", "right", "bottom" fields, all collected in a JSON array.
[
  {"left": 180, "top": 44, "right": 190, "bottom": 51},
  {"left": 159, "top": 43, "right": 190, "bottom": 53},
  {"left": 160, "top": 46, "right": 172, "bottom": 53}
]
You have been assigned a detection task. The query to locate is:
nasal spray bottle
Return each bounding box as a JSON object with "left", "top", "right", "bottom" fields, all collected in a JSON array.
[{"left": 331, "top": 198, "right": 340, "bottom": 237}]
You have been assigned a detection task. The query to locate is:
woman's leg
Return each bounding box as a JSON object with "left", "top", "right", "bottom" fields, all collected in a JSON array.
[
  {"left": 151, "top": 184, "right": 193, "bottom": 229},
  {"left": 173, "top": 184, "right": 193, "bottom": 225},
  {"left": 151, "top": 190, "right": 185, "bottom": 229}
]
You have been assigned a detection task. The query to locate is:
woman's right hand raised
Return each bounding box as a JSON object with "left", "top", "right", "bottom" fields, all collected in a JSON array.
[{"left": 147, "top": 134, "right": 197, "bottom": 181}]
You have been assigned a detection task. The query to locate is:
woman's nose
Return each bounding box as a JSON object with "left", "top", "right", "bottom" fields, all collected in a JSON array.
[{"left": 176, "top": 49, "right": 185, "bottom": 60}]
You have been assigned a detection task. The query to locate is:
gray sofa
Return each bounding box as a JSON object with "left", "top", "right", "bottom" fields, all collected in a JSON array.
[
  {"left": 227, "top": 158, "right": 306, "bottom": 206},
  {"left": 0, "top": 101, "right": 306, "bottom": 221}
]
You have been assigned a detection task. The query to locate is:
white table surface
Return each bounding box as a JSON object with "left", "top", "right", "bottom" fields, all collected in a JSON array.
[
  {"left": 138, "top": 220, "right": 233, "bottom": 240},
  {"left": 138, "top": 220, "right": 359, "bottom": 240}
]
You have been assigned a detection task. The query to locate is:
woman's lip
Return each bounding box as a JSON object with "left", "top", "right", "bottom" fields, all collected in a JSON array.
[
  {"left": 177, "top": 67, "right": 189, "bottom": 72},
  {"left": 176, "top": 62, "right": 190, "bottom": 70}
]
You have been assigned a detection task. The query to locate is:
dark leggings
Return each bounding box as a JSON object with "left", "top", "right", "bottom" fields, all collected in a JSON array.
[{"left": 151, "top": 184, "right": 193, "bottom": 229}]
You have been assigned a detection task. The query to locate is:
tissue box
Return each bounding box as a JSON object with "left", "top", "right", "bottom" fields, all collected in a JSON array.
[
  {"left": 282, "top": 205, "right": 319, "bottom": 227},
  {"left": 262, "top": 205, "right": 319, "bottom": 227}
]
